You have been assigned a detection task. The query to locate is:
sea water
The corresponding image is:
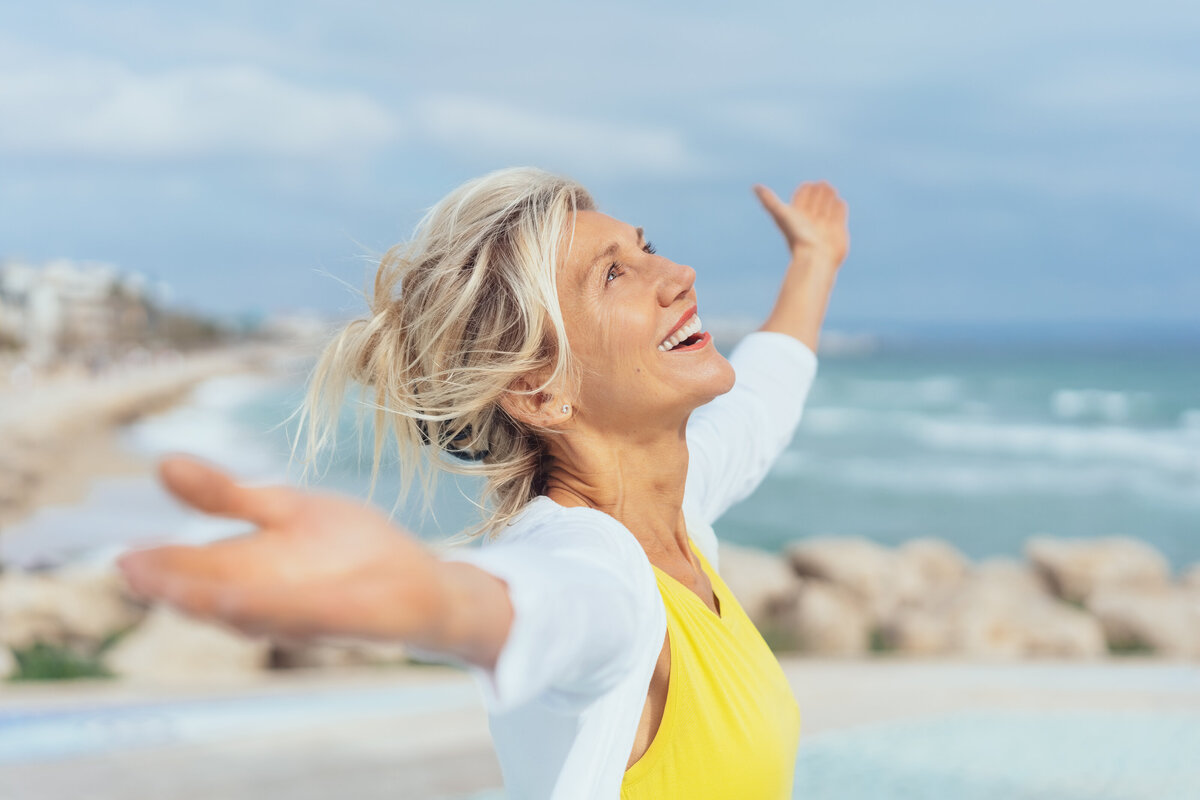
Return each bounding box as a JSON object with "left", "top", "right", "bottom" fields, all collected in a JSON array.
[
  {"left": 205, "top": 322, "right": 1200, "bottom": 570},
  {"left": 5, "top": 323, "right": 1196, "bottom": 571}
]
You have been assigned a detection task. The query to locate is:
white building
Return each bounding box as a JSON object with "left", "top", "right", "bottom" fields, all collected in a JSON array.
[{"left": 0, "top": 258, "right": 154, "bottom": 365}]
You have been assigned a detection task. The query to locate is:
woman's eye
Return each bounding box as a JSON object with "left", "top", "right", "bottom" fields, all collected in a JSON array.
[
  {"left": 606, "top": 264, "right": 620, "bottom": 283},
  {"left": 643, "top": 241, "right": 656, "bottom": 255}
]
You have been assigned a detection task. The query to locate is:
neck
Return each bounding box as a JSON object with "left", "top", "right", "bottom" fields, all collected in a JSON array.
[{"left": 542, "top": 419, "right": 695, "bottom": 565}]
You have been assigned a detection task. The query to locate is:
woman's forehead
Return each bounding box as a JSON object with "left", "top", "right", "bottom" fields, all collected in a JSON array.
[{"left": 561, "top": 210, "right": 642, "bottom": 277}]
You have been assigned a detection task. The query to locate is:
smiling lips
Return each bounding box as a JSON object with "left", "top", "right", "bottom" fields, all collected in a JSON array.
[{"left": 658, "top": 312, "right": 709, "bottom": 352}]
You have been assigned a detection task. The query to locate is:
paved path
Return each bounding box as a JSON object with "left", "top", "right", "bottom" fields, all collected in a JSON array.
[{"left": 1, "top": 658, "right": 1196, "bottom": 799}]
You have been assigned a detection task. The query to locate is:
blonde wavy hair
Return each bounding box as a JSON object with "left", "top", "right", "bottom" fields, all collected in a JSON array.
[{"left": 291, "top": 167, "right": 594, "bottom": 544}]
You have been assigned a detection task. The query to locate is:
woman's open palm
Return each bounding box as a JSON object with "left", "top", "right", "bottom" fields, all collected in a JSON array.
[
  {"left": 754, "top": 180, "right": 850, "bottom": 268},
  {"left": 118, "top": 455, "right": 448, "bottom": 644}
]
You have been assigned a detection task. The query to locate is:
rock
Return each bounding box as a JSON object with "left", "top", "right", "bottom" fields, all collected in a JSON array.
[
  {"left": 1182, "top": 563, "right": 1200, "bottom": 590},
  {"left": 0, "top": 645, "right": 15, "bottom": 680},
  {"left": 1086, "top": 586, "right": 1200, "bottom": 657},
  {"left": 786, "top": 536, "right": 913, "bottom": 626},
  {"left": 269, "top": 639, "right": 409, "bottom": 670},
  {"left": 1026, "top": 536, "right": 1170, "bottom": 604},
  {"left": 887, "top": 558, "right": 1106, "bottom": 659},
  {"left": 716, "top": 542, "right": 798, "bottom": 630},
  {"left": 897, "top": 538, "right": 969, "bottom": 591},
  {"left": 886, "top": 607, "right": 952, "bottom": 656},
  {"left": 971, "top": 557, "right": 1046, "bottom": 597},
  {"left": 0, "top": 568, "right": 146, "bottom": 650},
  {"left": 1020, "top": 602, "right": 1108, "bottom": 658},
  {"left": 771, "top": 581, "right": 871, "bottom": 656},
  {"left": 105, "top": 605, "right": 271, "bottom": 681}
]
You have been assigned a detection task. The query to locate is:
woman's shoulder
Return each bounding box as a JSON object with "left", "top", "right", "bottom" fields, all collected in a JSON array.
[{"left": 492, "top": 496, "right": 641, "bottom": 550}]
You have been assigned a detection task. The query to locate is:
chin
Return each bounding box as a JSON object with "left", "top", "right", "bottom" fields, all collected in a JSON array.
[{"left": 687, "top": 355, "right": 737, "bottom": 406}]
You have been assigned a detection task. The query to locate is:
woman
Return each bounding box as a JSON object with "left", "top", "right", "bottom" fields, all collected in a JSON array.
[{"left": 119, "top": 167, "right": 848, "bottom": 799}]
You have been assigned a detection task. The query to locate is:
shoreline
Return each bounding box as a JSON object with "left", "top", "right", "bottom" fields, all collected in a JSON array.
[{"left": 0, "top": 342, "right": 303, "bottom": 533}]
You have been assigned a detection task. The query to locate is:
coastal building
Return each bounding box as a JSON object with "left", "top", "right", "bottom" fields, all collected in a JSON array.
[{"left": 0, "top": 258, "right": 154, "bottom": 367}]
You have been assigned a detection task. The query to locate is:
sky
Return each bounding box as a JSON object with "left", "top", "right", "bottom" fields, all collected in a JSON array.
[{"left": 1, "top": 1, "right": 1198, "bottom": 333}]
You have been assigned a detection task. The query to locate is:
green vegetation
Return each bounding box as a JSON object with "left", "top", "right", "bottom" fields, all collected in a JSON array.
[
  {"left": 6, "top": 625, "right": 136, "bottom": 682},
  {"left": 1107, "top": 639, "right": 1155, "bottom": 656},
  {"left": 6, "top": 643, "right": 114, "bottom": 682},
  {"left": 869, "top": 626, "right": 897, "bottom": 654}
]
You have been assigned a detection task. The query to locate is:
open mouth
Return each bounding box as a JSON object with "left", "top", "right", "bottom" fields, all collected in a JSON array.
[{"left": 658, "top": 313, "right": 709, "bottom": 352}]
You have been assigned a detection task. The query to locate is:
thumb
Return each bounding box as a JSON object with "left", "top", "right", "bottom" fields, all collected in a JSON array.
[
  {"left": 753, "top": 184, "right": 791, "bottom": 231},
  {"left": 158, "top": 454, "right": 295, "bottom": 527}
]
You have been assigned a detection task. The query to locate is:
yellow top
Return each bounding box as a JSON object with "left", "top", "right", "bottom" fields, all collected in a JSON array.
[{"left": 621, "top": 536, "right": 802, "bottom": 799}]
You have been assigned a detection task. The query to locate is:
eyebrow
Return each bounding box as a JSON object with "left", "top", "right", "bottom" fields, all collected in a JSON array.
[{"left": 585, "top": 227, "right": 645, "bottom": 284}]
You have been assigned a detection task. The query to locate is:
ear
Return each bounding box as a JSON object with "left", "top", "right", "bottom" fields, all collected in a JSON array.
[{"left": 499, "top": 374, "right": 573, "bottom": 429}]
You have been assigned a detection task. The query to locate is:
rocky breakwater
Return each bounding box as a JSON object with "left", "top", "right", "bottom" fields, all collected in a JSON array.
[
  {"left": 719, "top": 535, "right": 1200, "bottom": 659},
  {"left": 0, "top": 563, "right": 409, "bottom": 682},
  {"left": 3, "top": 534, "right": 1197, "bottom": 683}
]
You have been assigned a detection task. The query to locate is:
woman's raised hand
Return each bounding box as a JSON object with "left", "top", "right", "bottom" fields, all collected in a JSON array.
[
  {"left": 118, "top": 455, "right": 450, "bottom": 645},
  {"left": 753, "top": 180, "right": 850, "bottom": 269}
]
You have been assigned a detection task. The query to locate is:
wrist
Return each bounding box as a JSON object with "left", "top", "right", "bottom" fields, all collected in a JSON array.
[
  {"left": 788, "top": 245, "right": 841, "bottom": 277},
  {"left": 424, "top": 559, "right": 512, "bottom": 670}
]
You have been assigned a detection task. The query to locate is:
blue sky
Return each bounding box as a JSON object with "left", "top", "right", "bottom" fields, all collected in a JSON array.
[{"left": 1, "top": 1, "right": 1198, "bottom": 331}]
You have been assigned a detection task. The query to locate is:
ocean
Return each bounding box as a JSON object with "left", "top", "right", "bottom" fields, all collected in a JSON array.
[
  {"left": 4, "top": 323, "right": 1198, "bottom": 572},
  {"left": 213, "top": 322, "right": 1200, "bottom": 571}
]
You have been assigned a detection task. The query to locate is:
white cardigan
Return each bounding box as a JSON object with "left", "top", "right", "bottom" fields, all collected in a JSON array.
[{"left": 423, "top": 332, "right": 819, "bottom": 799}]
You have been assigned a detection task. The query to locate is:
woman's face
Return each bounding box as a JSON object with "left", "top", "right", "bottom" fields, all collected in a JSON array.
[{"left": 556, "top": 210, "right": 736, "bottom": 432}]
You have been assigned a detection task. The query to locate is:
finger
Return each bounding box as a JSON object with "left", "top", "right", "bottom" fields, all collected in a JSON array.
[
  {"left": 753, "top": 184, "right": 792, "bottom": 231},
  {"left": 120, "top": 544, "right": 227, "bottom": 599},
  {"left": 791, "top": 183, "right": 811, "bottom": 207},
  {"left": 118, "top": 546, "right": 314, "bottom": 636},
  {"left": 816, "top": 184, "right": 837, "bottom": 218},
  {"left": 118, "top": 537, "right": 271, "bottom": 603},
  {"left": 792, "top": 182, "right": 826, "bottom": 215},
  {"left": 158, "top": 454, "right": 296, "bottom": 526}
]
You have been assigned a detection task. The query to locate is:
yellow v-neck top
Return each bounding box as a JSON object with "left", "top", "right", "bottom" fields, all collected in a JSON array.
[{"left": 620, "top": 535, "right": 803, "bottom": 799}]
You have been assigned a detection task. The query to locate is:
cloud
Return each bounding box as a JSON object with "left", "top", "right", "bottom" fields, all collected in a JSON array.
[
  {"left": 412, "top": 94, "right": 707, "bottom": 177},
  {"left": 0, "top": 57, "right": 401, "bottom": 159},
  {"left": 1021, "top": 61, "right": 1200, "bottom": 127}
]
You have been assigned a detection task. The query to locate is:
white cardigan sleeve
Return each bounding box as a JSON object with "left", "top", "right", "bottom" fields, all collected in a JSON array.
[
  {"left": 683, "top": 331, "right": 819, "bottom": 525},
  {"left": 419, "top": 505, "right": 657, "bottom": 716}
]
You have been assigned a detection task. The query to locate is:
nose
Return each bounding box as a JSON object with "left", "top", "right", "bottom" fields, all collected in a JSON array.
[{"left": 657, "top": 258, "right": 696, "bottom": 307}]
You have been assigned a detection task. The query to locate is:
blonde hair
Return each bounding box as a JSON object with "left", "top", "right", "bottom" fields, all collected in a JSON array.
[{"left": 291, "top": 167, "right": 594, "bottom": 544}]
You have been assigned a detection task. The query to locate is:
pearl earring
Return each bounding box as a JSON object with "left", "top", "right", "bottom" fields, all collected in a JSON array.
[{"left": 561, "top": 404, "right": 570, "bottom": 414}]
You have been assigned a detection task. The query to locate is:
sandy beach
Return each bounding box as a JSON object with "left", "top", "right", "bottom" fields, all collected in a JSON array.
[
  {"left": 1, "top": 657, "right": 1196, "bottom": 799},
  {"left": 0, "top": 343, "right": 301, "bottom": 534}
]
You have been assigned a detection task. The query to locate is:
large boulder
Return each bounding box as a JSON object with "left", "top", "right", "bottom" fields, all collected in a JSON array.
[
  {"left": 716, "top": 542, "right": 798, "bottom": 629},
  {"left": 0, "top": 645, "right": 15, "bottom": 680},
  {"left": 1086, "top": 586, "right": 1200, "bottom": 657},
  {"left": 770, "top": 580, "right": 871, "bottom": 656},
  {"left": 1182, "top": 563, "right": 1200, "bottom": 591},
  {"left": 0, "top": 568, "right": 146, "bottom": 650},
  {"left": 105, "top": 605, "right": 271, "bottom": 682},
  {"left": 1025, "top": 536, "right": 1170, "bottom": 604},
  {"left": 786, "top": 536, "right": 921, "bottom": 626},
  {"left": 269, "top": 639, "right": 409, "bottom": 670},
  {"left": 897, "top": 538, "right": 970, "bottom": 592},
  {"left": 887, "top": 558, "right": 1106, "bottom": 659}
]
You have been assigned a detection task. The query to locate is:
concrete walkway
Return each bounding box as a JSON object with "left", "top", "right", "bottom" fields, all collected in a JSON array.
[{"left": 1, "top": 658, "right": 1196, "bottom": 799}]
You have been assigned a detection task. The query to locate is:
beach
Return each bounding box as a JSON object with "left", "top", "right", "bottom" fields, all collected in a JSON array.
[
  {"left": 0, "top": 344, "right": 297, "bottom": 532},
  {"left": 2, "top": 658, "right": 1197, "bottom": 799}
]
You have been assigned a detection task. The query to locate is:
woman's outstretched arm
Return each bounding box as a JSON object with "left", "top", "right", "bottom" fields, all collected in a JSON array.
[
  {"left": 681, "top": 181, "right": 847, "bottom": 524},
  {"left": 118, "top": 455, "right": 513, "bottom": 670},
  {"left": 752, "top": 180, "right": 849, "bottom": 352}
]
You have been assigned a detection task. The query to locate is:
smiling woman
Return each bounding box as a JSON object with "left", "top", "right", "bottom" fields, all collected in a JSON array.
[{"left": 117, "top": 166, "right": 848, "bottom": 799}]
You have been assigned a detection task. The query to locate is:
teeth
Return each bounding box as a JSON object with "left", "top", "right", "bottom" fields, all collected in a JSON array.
[{"left": 658, "top": 314, "right": 703, "bottom": 351}]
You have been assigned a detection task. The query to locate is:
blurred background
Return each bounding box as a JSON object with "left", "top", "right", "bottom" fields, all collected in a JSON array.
[{"left": 1, "top": 2, "right": 1197, "bottom": 799}]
